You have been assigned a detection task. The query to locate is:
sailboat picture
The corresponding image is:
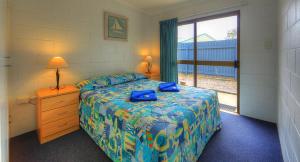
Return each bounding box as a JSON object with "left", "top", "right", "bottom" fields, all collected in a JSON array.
[
  {"left": 112, "top": 19, "right": 123, "bottom": 31},
  {"left": 104, "top": 12, "right": 128, "bottom": 41}
]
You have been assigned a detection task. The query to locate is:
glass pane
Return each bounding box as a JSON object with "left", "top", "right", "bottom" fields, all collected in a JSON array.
[
  {"left": 178, "top": 23, "right": 194, "bottom": 87},
  {"left": 197, "top": 65, "right": 237, "bottom": 112},
  {"left": 178, "top": 64, "right": 194, "bottom": 87},
  {"left": 197, "top": 65, "right": 237, "bottom": 93},
  {"left": 178, "top": 24, "right": 194, "bottom": 61},
  {"left": 197, "top": 16, "right": 237, "bottom": 62}
]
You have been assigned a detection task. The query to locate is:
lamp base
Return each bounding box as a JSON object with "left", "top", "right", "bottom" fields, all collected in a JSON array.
[
  {"left": 146, "top": 62, "right": 152, "bottom": 74},
  {"left": 56, "top": 68, "right": 60, "bottom": 90}
]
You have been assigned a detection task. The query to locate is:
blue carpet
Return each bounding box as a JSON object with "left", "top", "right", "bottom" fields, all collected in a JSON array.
[
  {"left": 199, "top": 113, "right": 283, "bottom": 162},
  {"left": 10, "top": 113, "right": 283, "bottom": 162}
]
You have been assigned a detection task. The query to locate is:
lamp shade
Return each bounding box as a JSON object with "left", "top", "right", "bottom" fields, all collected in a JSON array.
[
  {"left": 47, "top": 57, "right": 68, "bottom": 69},
  {"left": 145, "top": 55, "right": 153, "bottom": 63}
]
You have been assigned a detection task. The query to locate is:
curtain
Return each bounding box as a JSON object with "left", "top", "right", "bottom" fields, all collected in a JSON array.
[{"left": 160, "top": 18, "right": 178, "bottom": 83}]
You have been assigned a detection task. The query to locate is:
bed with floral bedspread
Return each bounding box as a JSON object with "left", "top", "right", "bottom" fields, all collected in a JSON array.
[{"left": 77, "top": 73, "right": 221, "bottom": 162}]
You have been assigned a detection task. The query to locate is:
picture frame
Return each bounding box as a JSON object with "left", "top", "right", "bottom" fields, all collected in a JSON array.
[{"left": 104, "top": 11, "right": 128, "bottom": 41}]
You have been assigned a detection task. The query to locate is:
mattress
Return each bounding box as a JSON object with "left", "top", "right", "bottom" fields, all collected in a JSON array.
[{"left": 79, "top": 79, "right": 221, "bottom": 162}]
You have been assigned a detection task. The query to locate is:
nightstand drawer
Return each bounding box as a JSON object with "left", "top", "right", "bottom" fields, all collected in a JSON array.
[
  {"left": 41, "top": 115, "right": 79, "bottom": 138},
  {"left": 41, "top": 93, "right": 79, "bottom": 111},
  {"left": 41, "top": 104, "right": 78, "bottom": 125}
]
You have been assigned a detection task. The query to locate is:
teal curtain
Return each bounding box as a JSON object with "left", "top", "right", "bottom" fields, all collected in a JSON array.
[{"left": 160, "top": 18, "right": 178, "bottom": 83}]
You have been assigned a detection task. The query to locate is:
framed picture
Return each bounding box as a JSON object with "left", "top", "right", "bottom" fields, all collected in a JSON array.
[{"left": 104, "top": 12, "right": 128, "bottom": 41}]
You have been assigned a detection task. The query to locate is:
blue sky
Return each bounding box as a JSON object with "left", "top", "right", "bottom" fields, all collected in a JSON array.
[{"left": 178, "top": 16, "right": 237, "bottom": 42}]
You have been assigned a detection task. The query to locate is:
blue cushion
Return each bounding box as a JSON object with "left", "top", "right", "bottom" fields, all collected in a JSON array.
[{"left": 130, "top": 90, "right": 157, "bottom": 102}]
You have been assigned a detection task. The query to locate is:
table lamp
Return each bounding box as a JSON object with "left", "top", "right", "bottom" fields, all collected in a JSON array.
[
  {"left": 145, "top": 55, "right": 153, "bottom": 74},
  {"left": 47, "top": 56, "right": 68, "bottom": 90}
]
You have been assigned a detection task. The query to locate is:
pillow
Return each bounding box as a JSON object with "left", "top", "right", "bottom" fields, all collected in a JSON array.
[
  {"left": 133, "top": 73, "right": 148, "bottom": 80},
  {"left": 107, "top": 73, "right": 135, "bottom": 85},
  {"left": 123, "top": 73, "right": 136, "bottom": 81},
  {"left": 92, "top": 76, "right": 110, "bottom": 88},
  {"left": 75, "top": 80, "right": 95, "bottom": 93},
  {"left": 76, "top": 72, "right": 148, "bottom": 91},
  {"left": 75, "top": 79, "right": 91, "bottom": 89},
  {"left": 80, "top": 84, "right": 94, "bottom": 92}
]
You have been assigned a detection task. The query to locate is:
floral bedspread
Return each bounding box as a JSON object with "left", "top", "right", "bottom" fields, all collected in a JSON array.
[{"left": 79, "top": 79, "right": 221, "bottom": 162}]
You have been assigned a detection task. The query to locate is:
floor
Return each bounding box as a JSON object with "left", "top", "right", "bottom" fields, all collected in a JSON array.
[
  {"left": 220, "top": 104, "right": 237, "bottom": 113},
  {"left": 10, "top": 113, "right": 283, "bottom": 162},
  {"left": 218, "top": 92, "right": 238, "bottom": 113}
]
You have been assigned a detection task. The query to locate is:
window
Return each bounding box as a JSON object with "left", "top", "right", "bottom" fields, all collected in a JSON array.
[{"left": 177, "top": 11, "right": 240, "bottom": 113}]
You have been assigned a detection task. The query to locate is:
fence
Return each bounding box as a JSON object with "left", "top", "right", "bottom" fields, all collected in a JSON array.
[{"left": 177, "top": 39, "right": 238, "bottom": 79}]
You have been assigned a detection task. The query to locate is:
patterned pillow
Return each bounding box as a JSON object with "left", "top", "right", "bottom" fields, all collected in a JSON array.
[
  {"left": 133, "top": 73, "right": 148, "bottom": 80},
  {"left": 77, "top": 72, "right": 147, "bottom": 91},
  {"left": 123, "top": 73, "right": 136, "bottom": 81},
  {"left": 75, "top": 80, "right": 94, "bottom": 92},
  {"left": 75, "top": 79, "right": 91, "bottom": 89},
  {"left": 92, "top": 76, "right": 110, "bottom": 88},
  {"left": 80, "top": 84, "right": 94, "bottom": 92},
  {"left": 107, "top": 73, "right": 135, "bottom": 85}
]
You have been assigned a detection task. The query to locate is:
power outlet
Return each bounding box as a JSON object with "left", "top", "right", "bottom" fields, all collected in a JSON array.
[{"left": 9, "top": 114, "right": 12, "bottom": 124}]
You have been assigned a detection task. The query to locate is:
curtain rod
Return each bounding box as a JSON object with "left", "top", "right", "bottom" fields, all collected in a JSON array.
[{"left": 179, "top": 1, "right": 248, "bottom": 22}]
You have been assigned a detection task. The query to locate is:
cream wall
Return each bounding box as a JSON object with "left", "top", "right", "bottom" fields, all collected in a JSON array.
[
  {"left": 278, "top": 0, "right": 300, "bottom": 161},
  {"left": 7, "top": 0, "right": 281, "bottom": 137},
  {"left": 148, "top": 0, "right": 278, "bottom": 123},
  {"left": 0, "top": 0, "right": 9, "bottom": 160},
  {"left": 9, "top": 0, "right": 152, "bottom": 137}
]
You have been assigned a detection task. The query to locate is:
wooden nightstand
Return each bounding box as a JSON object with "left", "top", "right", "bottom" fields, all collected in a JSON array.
[
  {"left": 145, "top": 73, "right": 160, "bottom": 81},
  {"left": 36, "top": 85, "right": 80, "bottom": 144}
]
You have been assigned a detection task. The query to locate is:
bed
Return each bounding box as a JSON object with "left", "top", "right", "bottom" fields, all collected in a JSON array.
[{"left": 78, "top": 73, "right": 221, "bottom": 162}]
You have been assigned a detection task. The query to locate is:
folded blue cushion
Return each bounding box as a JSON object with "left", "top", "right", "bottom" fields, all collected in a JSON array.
[
  {"left": 130, "top": 90, "right": 157, "bottom": 102},
  {"left": 159, "top": 82, "right": 179, "bottom": 92},
  {"left": 159, "top": 82, "right": 176, "bottom": 89}
]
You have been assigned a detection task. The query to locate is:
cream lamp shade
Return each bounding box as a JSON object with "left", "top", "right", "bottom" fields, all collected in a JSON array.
[
  {"left": 145, "top": 55, "right": 153, "bottom": 63},
  {"left": 47, "top": 57, "right": 68, "bottom": 69}
]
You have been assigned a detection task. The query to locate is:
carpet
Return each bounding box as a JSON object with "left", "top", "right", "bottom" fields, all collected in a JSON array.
[{"left": 10, "top": 113, "right": 283, "bottom": 162}]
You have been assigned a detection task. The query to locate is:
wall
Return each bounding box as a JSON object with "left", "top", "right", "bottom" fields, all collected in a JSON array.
[
  {"left": 278, "top": 0, "right": 300, "bottom": 161},
  {"left": 149, "top": 0, "right": 278, "bottom": 122},
  {"left": 0, "top": 0, "right": 9, "bottom": 160},
  {"left": 9, "top": 0, "right": 152, "bottom": 137}
]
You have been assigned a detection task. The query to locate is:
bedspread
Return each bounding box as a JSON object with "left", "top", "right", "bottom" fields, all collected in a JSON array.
[{"left": 79, "top": 79, "right": 221, "bottom": 162}]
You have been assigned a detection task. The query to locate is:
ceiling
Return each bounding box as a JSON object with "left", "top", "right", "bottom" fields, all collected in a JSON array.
[{"left": 122, "top": 0, "right": 194, "bottom": 15}]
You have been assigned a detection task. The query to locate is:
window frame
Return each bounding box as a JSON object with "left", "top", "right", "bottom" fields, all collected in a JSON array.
[{"left": 177, "top": 10, "right": 241, "bottom": 114}]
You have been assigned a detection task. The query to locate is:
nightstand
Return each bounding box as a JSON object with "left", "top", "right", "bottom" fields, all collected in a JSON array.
[
  {"left": 144, "top": 73, "right": 160, "bottom": 81},
  {"left": 36, "top": 85, "right": 80, "bottom": 144}
]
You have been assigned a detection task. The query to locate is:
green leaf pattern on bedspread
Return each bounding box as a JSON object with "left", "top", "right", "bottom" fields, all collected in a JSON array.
[{"left": 79, "top": 79, "right": 221, "bottom": 162}]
